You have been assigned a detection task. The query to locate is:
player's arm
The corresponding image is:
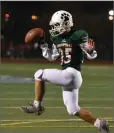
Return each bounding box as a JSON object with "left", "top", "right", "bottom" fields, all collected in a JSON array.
[
  {"left": 80, "top": 37, "right": 97, "bottom": 60},
  {"left": 79, "top": 30, "right": 97, "bottom": 60},
  {"left": 85, "top": 50, "right": 97, "bottom": 60},
  {"left": 81, "top": 39, "right": 97, "bottom": 60},
  {"left": 40, "top": 43, "right": 60, "bottom": 61},
  {"left": 24, "top": 28, "right": 59, "bottom": 61},
  {"left": 40, "top": 34, "right": 60, "bottom": 61}
]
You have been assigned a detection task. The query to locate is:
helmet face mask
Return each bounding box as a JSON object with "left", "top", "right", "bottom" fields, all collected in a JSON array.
[
  {"left": 49, "top": 10, "right": 73, "bottom": 37},
  {"left": 49, "top": 22, "right": 66, "bottom": 36}
]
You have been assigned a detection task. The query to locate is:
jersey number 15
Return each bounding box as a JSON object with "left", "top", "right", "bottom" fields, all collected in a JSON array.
[{"left": 58, "top": 47, "right": 72, "bottom": 65}]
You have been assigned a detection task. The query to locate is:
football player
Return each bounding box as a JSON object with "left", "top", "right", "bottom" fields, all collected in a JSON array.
[{"left": 21, "top": 10, "right": 109, "bottom": 132}]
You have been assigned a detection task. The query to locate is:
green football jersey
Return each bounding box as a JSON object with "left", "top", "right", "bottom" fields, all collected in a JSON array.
[{"left": 50, "top": 29, "right": 88, "bottom": 71}]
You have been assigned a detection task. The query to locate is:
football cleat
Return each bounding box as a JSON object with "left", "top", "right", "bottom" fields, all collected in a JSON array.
[
  {"left": 100, "top": 120, "right": 109, "bottom": 133},
  {"left": 20, "top": 103, "right": 44, "bottom": 115}
]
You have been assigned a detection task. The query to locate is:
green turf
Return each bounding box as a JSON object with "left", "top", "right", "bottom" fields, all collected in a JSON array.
[{"left": 0, "top": 62, "right": 114, "bottom": 132}]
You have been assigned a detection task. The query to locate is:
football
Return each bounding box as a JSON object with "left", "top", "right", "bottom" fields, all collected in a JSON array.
[{"left": 25, "top": 28, "right": 44, "bottom": 43}]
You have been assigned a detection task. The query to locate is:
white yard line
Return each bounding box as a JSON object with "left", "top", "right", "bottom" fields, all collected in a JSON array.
[
  {"left": 0, "top": 106, "right": 113, "bottom": 109},
  {"left": 1, "top": 92, "right": 113, "bottom": 95},
  {"left": 83, "top": 84, "right": 112, "bottom": 86},
  {"left": 0, "top": 118, "right": 113, "bottom": 122},
  {"left": 1, "top": 118, "right": 114, "bottom": 127},
  {"left": 1, "top": 92, "right": 57, "bottom": 94},
  {"left": 0, "top": 98, "right": 113, "bottom": 100},
  {"left": 0, "top": 82, "right": 112, "bottom": 86}
]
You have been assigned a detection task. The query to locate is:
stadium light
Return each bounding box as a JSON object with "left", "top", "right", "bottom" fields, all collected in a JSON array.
[
  {"left": 109, "top": 10, "right": 114, "bottom": 16},
  {"left": 31, "top": 15, "right": 38, "bottom": 20},
  {"left": 109, "top": 15, "right": 113, "bottom": 20},
  {"left": 5, "top": 13, "right": 10, "bottom": 18}
]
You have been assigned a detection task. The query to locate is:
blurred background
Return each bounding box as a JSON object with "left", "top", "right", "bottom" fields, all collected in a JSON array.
[{"left": 1, "top": 1, "right": 113, "bottom": 61}]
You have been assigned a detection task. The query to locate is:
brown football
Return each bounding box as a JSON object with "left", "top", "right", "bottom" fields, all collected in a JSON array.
[{"left": 25, "top": 28, "right": 44, "bottom": 43}]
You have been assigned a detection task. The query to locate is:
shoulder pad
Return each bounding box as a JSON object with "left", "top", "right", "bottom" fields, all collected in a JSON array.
[{"left": 70, "top": 29, "right": 88, "bottom": 42}]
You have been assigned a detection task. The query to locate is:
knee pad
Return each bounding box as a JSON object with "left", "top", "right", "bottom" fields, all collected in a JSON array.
[
  {"left": 34, "top": 69, "right": 43, "bottom": 81},
  {"left": 66, "top": 105, "right": 80, "bottom": 116}
]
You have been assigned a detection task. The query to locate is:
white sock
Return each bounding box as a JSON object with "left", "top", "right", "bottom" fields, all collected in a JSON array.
[
  {"left": 34, "top": 100, "right": 41, "bottom": 108},
  {"left": 94, "top": 119, "right": 101, "bottom": 129}
]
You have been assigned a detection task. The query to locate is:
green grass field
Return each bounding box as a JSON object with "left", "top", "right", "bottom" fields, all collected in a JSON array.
[{"left": 0, "top": 62, "right": 114, "bottom": 133}]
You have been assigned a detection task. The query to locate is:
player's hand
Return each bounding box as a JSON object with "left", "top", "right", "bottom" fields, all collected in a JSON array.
[
  {"left": 87, "top": 39, "right": 95, "bottom": 53},
  {"left": 40, "top": 43, "right": 48, "bottom": 49},
  {"left": 81, "top": 39, "right": 95, "bottom": 54},
  {"left": 37, "top": 35, "right": 45, "bottom": 45}
]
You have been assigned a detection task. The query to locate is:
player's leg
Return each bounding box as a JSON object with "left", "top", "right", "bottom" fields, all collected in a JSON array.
[
  {"left": 62, "top": 88, "right": 80, "bottom": 116},
  {"left": 21, "top": 68, "right": 74, "bottom": 114},
  {"left": 62, "top": 68, "right": 109, "bottom": 132},
  {"left": 33, "top": 68, "right": 74, "bottom": 106},
  {"left": 33, "top": 68, "right": 74, "bottom": 109},
  {"left": 62, "top": 67, "right": 82, "bottom": 116},
  {"left": 34, "top": 80, "right": 45, "bottom": 108},
  {"left": 62, "top": 67, "right": 81, "bottom": 116},
  {"left": 63, "top": 88, "right": 97, "bottom": 123},
  {"left": 21, "top": 69, "right": 45, "bottom": 115},
  {"left": 63, "top": 88, "right": 109, "bottom": 132},
  {"left": 41, "top": 68, "right": 73, "bottom": 86}
]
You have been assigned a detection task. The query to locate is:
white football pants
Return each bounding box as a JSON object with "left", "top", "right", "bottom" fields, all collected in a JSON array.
[{"left": 34, "top": 67, "right": 82, "bottom": 116}]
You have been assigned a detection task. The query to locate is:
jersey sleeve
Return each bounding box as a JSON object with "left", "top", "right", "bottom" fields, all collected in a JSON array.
[
  {"left": 72, "top": 30, "right": 88, "bottom": 43},
  {"left": 41, "top": 43, "right": 59, "bottom": 61},
  {"left": 80, "top": 30, "right": 88, "bottom": 43},
  {"left": 72, "top": 30, "right": 96, "bottom": 54}
]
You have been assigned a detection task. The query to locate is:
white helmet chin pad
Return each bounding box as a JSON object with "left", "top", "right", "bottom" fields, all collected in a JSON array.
[{"left": 49, "top": 10, "right": 73, "bottom": 36}]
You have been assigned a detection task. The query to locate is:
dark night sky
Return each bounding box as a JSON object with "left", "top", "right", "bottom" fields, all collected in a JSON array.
[
  {"left": 1, "top": 1, "right": 113, "bottom": 44},
  {"left": 2, "top": 1, "right": 113, "bottom": 16},
  {"left": 1, "top": 1, "right": 113, "bottom": 60}
]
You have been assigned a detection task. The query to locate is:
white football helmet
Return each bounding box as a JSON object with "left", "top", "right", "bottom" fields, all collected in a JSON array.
[{"left": 49, "top": 10, "right": 73, "bottom": 36}]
